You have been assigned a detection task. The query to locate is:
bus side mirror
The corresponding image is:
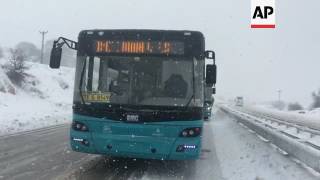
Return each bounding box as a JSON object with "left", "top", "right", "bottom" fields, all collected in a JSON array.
[
  {"left": 49, "top": 46, "right": 62, "bottom": 69},
  {"left": 205, "top": 50, "right": 215, "bottom": 59},
  {"left": 206, "top": 64, "right": 217, "bottom": 85}
]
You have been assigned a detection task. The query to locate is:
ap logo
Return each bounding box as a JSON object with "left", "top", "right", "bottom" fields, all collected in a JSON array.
[{"left": 251, "top": 0, "right": 275, "bottom": 28}]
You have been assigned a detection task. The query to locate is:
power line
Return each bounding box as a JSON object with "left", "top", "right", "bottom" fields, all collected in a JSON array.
[{"left": 39, "top": 31, "right": 48, "bottom": 64}]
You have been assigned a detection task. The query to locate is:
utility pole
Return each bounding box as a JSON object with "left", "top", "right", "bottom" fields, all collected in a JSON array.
[
  {"left": 277, "top": 89, "right": 282, "bottom": 102},
  {"left": 39, "top": 31, "right": 48, "bottom": 64}
]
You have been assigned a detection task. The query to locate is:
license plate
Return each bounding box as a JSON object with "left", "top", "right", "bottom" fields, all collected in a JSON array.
[{"left": 126, "top": 114, "right": 139, "bottom": 122}]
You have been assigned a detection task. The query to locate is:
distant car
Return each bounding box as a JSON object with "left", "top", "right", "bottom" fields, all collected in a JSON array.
[{"left": 235, "top": 96, "right": 244, "bottom": 107}]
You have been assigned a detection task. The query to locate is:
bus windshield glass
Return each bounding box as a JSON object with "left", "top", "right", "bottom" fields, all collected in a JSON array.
[{"left": 73, "top": 56, "right": 204, "bottom": 107}]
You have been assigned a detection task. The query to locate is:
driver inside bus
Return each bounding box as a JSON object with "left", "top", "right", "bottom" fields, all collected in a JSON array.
[{"left": 164, "top": 74, "right": 188, "bottom": 98}]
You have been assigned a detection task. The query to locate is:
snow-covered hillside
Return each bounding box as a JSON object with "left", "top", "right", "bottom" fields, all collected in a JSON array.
[{"left": 0, "top": 59, "right": 74, "bottom": 135}]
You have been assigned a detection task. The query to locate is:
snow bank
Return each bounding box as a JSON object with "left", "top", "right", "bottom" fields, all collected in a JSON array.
[
  {"left": 0, "top": 66, "right": 15, "bottom": 94},
  {"left": 0, "top": 59, "right": 74, "bottom": 136},
  {"left": 247, "top": 104, "right": 320, "bottom": 130},
  {"left": 309, "top": 108, "right": 320, "bottom": 117},
  {"left": 255, "top": 103, "right": 320, "bottom": 119}
]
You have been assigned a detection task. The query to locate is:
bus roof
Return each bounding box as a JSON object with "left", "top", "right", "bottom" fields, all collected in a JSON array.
[{"left": 78, "top": 29, "right": 204, "bottom": 39}]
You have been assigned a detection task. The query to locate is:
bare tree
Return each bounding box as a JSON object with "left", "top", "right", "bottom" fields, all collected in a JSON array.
[
  {"left": 8, "top": 48, "right": 28, "bottom": 73},
  {"left": 288, "top": 102, "right": 303, "bottom": 111},
  {"left": 311, "top": 89, "right": 320, "bottom": 109},
  {"left": 4, "top": 48, "right": 28, "bottom": 86}
]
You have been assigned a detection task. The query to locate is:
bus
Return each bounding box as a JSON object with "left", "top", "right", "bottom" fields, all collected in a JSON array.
[{"left": 49, "top": 29, "right": 217, "bottom": 160}]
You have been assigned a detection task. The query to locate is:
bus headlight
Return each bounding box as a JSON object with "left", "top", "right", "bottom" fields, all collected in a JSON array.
[
  {"left": 72, "top": 121, "right": 89, "bottom": 132},
  {"left": 180, "top": 127, "right": 201, "bottom": 137}
]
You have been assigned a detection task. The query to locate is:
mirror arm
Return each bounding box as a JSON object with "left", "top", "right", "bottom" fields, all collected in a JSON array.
[
  {"left": 204, "top": 50, "right": 217, "bottom": 88},
  {"left": 53, "top": 37, "right": 78, "bottom": 50},
  {"left": 204, "top": 50, "right": 215, "bottom": 64}
]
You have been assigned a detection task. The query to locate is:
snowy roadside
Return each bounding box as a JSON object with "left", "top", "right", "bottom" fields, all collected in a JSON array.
[
  {"left": 0, "top": 59, "right": 74, "bottom": 136},
  {"left": 0, "top": 93, "right": 72, "bottom": 136},
  {"left": 212, "top": 109, "right": 319, "bottom": 180},
  {"left": 249, "top": 103, "right": 320, "bottom": 119},
  {"left": 244, "top": 104, "right": 320, "bottom": 130}
]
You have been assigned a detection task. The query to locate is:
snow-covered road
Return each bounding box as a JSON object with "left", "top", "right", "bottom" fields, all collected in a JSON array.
[
  {"left": 0, "top": 109, "right": 318, "bottom": 180},
  {"left": 211, "top": 110, "right": 318, "bottom": 180}
]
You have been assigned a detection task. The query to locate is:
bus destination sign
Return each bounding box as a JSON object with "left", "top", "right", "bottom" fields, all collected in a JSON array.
[{"left": 95, "top": 40, "right": 184, "bottom": 55}]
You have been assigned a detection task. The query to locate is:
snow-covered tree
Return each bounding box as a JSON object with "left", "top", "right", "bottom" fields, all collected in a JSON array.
[
  {"left": 8, "top": 48, "right": 28, "bottom": 73},
  {"left": 4, "top": 48, "right": 28, "bottom": 86}
]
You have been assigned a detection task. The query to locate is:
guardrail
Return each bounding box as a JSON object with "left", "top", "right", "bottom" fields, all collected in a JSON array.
[
  {"left": 241, "top": 108, "right": 320, "bottom": 135},
  {"left": 241, "top": 107, "right": 320, "bottom": 130},
  {"left": 0, "top": 123, "right": 69, "bottom": 140},
  {"left": 235, "top": 108, "right": 320, "bottom": 139},
  {"left": 220, "top": 105, "right": 320, "bottom": 172}
]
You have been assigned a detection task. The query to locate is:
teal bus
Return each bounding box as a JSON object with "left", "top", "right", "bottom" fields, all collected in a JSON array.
[{"left": 49, "top": 29, "right": 217, "bottom": 160}]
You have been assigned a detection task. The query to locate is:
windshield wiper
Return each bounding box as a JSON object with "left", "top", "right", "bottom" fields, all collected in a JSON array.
[
  {"left": 79, "top": 59, "right": 87, "bottom": 105},
  {"left": 185, "top": 94, "right": 194, "bottom": 108},
  {"left": 185, "top": 60, "right": 196, "bottom": 108}
]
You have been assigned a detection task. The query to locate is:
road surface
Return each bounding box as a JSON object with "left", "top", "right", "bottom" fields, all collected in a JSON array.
[{"left": 0, "top": 110, "right": 318, "bottom": 180}]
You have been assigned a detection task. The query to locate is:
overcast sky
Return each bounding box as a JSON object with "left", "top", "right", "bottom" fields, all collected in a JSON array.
[{"left": 0, "top": 0, "right": 319, "bottom": 106}]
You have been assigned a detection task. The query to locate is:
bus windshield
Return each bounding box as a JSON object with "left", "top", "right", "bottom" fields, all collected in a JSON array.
[{"left": 73, "top": 56, "right": 204, "bottom": 107}]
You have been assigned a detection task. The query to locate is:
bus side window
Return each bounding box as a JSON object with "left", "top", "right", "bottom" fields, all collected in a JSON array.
[
  {"left": 84, "top": 56, "right": 101, "bottom": 92},
  {"left": 98, "top": 59, "right": 109, "bottom": 92},
  {"left": 92, "top": 57, "right": 100, "bottom": 91}
]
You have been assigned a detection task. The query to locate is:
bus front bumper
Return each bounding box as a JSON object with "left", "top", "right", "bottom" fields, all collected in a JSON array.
[
  {"left": 70, "top": 131, "right": 201, "bottom": 160},
  {"left": 70, "top": 114, "right": 203, "bottom": 160}
]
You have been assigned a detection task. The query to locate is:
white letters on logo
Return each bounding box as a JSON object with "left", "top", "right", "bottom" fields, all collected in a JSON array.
[{"left": 251, "top": 0, "right": 275, "bottom": 28}]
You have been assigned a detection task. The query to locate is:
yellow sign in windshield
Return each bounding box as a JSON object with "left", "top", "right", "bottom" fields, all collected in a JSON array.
[{"left": 83, "top": 92, "right": 111, "bottom": 102}]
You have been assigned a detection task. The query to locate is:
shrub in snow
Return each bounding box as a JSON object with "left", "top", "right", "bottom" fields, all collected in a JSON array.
[
  {"left": 58, "top": 79, "right": 69, "bottom": 89},
  {"left": 288, "top": 102, "right": 303, "bottom": 111},
  {"left": 4, "top": 48, "right": 29, "bottom": 86},
  {"left": 311, "top": 89, "right": 320, "bottom": 109},
  {"left": 0, "top": 68, "right": 16, "bottom": 94}
]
